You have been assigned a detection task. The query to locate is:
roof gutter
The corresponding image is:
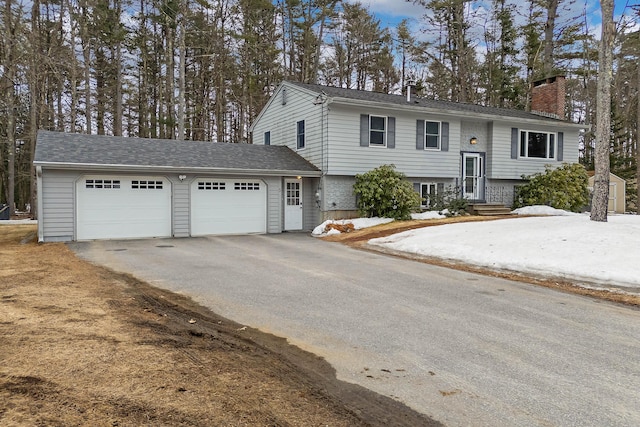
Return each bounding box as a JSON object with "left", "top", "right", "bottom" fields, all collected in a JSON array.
[{"left": 32, "top": 161, "right": 322, "bottom": 178}]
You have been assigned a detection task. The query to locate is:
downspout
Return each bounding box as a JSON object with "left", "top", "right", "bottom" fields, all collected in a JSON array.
[
  {"left": 318, "top": 93, "right": 328, "bottom": 215},
  {"left": 36, "top": 166, "right": 44, "bottom": 242}
]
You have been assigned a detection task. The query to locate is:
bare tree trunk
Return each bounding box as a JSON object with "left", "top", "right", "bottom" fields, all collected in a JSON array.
[
  {"left": 543, "top": 0, "right": 558, "bottom": 77},
  {"left": 29, "top": 0, "right": 41, "bottom": 218},
  {"left": 80, "top": 1, "right": 92, "bottom": 134},
  {"left": 177, "top": 1, "right": 186, "bottom": 141},
  {"left": 591, "top": 0, "right": 615, "bottom": 222},
  {"left": 113, "top": 0, "right": 123, "bottom": 136},
  {"left": 637, "top": 60, "right": 640, "bottom": 212},
  {"left": 4, "top": 0, "right": 17, "bottom": 216},
  {"left": 69, "top": 0, "right": 78, "bottom": 132}
]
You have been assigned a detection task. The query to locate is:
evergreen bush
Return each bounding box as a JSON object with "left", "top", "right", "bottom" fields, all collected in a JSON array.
[
  {"left": 513, "top": 163, "right": 589, "bottom": 212},
  {"left": 353, "top": 164, "right": 421, "bottom": 220}
]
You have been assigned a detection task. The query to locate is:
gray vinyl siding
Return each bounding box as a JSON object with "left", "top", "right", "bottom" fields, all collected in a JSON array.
[
  {"left": 252, "top": 84, "right": 324, "bottom": 170},
  {"left": 171, "top": 177, "right": 190, "bottom": 237},
  {"left": 487, "top": 122, "right": 580, "bottom": 180},
  {"left": 265, "top": 176, "right": 282, "bottom": 233},
  {"left": 39, "top": 169, "right": 295, "bottom": 241},
  {"left": 40, "top": 169, "right": 79, "bottom": 242},
  {"left": 302, "top": 178, "right": 322, "bottom": 230},
  {"left": 325, "top": 104, "right": 460, "bottom": 177}
]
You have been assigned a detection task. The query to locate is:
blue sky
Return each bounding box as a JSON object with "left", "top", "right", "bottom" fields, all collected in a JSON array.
[{"left": 346, "top": 0, "right": 638, "bottom": 35}]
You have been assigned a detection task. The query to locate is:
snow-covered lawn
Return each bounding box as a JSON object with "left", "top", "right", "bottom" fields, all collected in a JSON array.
[{"left": 369, "top": 206, "right": 640, "bottom": 290}]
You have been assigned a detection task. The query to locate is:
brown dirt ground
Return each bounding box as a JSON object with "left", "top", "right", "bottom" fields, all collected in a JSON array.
[
  {"left": 321, "top": 215, "right": 640, "bottom": 308},
  {"left": 0, "top": 224, "right": 439, "bottom": 427}
]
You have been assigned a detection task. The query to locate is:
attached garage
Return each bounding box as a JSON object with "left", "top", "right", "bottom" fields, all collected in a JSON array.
[
  {"left": 34, "top": 131, "right": 321, "bottom": 242},
  {"left": 76, "top": 175, "right": 172, "bottom": 240},
  {"left": 190, "top": 178, "right": 266, "bottom": 236}
]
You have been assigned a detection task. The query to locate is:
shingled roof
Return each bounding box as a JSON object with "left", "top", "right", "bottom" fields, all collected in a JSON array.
[
  {"left": 34, "top": 131, "right": 320, "bottom": 175},
  {"left": 287, "top": 81, "right": 570, "bottom": 124}
]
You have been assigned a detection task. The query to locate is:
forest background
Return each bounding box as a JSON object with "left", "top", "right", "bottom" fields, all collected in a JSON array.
[{"left": 1, "top": 0, "right": 639, "bottom": 216}]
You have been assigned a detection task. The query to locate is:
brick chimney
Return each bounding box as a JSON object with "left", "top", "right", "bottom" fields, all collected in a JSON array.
[{"left": 531, "top": 75, "right": 566, "bottom": 120}]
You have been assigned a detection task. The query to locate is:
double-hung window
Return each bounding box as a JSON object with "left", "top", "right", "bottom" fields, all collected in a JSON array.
[
  {"left": 420, "top": 183, "right": 438, "bottom": 208},
  {"left": 520, "top": 130, "right": 555, "bottom": 159},
  {"left": 424, "top": 121, "right": 441, "bottom": 150},
  {"left": 296, "top": 120, "right": 305, "bottom": 149},
  {"left": 369, "top": 115, "right": 386, "bottom": 146}
]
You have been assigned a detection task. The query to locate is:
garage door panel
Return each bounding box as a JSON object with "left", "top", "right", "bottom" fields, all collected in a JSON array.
[
  {"left": 77, "top": 176, "right": 171, "bottom": 240},
  {"left": 191, "top": 179, "right": 266, "bottom": 236}
]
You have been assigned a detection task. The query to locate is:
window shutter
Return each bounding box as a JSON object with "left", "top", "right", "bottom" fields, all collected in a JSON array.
[
  {"left": 511, "top": 128, "right": 518, "bottom": 159},
  {"left": 387, "top": 117, "right": 395, "bottom": 148},
  {"left": 360, "top": 114, "right": 369, "bottom": 146},
  {"left": 557, "top": 132, "right": 563, "bottom": 161},
  {"left": 441, "top": 122, "right": 449, "bottom": 151},
  {"left": 416, "top": 120, "right": 424, "bottom": 150}
]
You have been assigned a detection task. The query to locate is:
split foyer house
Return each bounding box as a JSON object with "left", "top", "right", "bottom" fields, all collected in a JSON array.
[
  {"left": 34, "top": 77, "right": 586, "bottom": 242},
  {"left": 250, "top": 77, "right": 585, "bottom": 219}
]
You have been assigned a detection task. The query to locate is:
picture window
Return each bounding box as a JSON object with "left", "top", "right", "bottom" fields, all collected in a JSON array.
[{"left": 519, "top": 130, "right": 556, "bottom": 159}]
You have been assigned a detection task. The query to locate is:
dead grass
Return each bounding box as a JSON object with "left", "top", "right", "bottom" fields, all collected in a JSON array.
[{"left": 0, "top": 224, "right": 437, "bottom": 427}]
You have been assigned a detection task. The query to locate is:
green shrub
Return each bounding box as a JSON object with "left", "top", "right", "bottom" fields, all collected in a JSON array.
[
  {"left": 513, "top": 163, "right": 589, "bottom": 212},
  {"left": 353, "top": 164, "right": 421, "bottom": 220},
  {"left": 424, "top": 185, "right": 468, "bottom": 216}
]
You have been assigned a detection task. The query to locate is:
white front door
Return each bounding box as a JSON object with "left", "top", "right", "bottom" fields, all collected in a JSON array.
[
  {"left": 462, "top": 153, "right": 483, "bottom": 200},
  {"left": 284, "top": 179, "right": 303, "bottom": 230}
]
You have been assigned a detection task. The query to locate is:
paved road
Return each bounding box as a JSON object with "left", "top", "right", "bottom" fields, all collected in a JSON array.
[{"left": 71, "top": 233, "right": 640, "bottom": 427}]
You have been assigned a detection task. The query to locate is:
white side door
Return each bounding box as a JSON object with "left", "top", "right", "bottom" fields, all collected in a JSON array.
[{"left": 284, "top": 179, "right": 303, "bottom": 230}]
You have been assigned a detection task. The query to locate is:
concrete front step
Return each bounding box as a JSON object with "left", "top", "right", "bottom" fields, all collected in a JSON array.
[{"left": 468, "top": 203, "right": 513, "bottom": 216}]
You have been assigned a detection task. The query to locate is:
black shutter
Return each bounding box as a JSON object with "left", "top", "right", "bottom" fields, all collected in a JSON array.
[
  {"left": 387, "top": 117, "right": 395, "bottom": 148},
  {"left": 441, "top": 122, "right": 449, "bottom": 151},
  {"left": 360, "top": 114, "right": 369, "bottom": 146},
  {"left": 416, "top": 120, "right": 424, "bottom": 150},
  {"left": 557, "top": 132, "right": 564, "bottom": 161},
  {"left": 511, "top": 128, "right": 519, "bottom": 159}
]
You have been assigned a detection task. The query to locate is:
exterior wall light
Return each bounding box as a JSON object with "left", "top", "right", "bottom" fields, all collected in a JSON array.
[
  {"left": 470, "top": 136, "right": 478, "bottom": 145},
  {"left": 178, "top": 174, "right": 187, "bottom": 181}
]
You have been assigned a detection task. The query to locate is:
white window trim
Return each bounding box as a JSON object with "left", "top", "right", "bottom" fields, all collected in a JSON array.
[
  {"left": 519, "top": 129, "right": 556, "bottom": 160},
  {"left": 296, "top": 120, "right": 305, "bottom": 150},
  {"left": 423, "top": 120, "right": 442, "bottom": 151},
  {"left": 420, "top": 182, "right": 439, "bottom": 208},
  {"left": 369, "top": 115, "right": 387, "bottom": 147}
]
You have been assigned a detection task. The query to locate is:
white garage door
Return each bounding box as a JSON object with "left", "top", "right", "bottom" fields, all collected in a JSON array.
[
  {"left": 76, "top": 176, "right": 172, "bottom": 240},
  {"left": 191, "top": 179, "right": 266, "bottom": 236}
]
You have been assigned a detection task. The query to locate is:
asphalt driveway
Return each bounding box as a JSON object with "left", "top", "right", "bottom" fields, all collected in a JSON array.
[{"left": 70, "top": 233, "right": 640, "bottom": 427}]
